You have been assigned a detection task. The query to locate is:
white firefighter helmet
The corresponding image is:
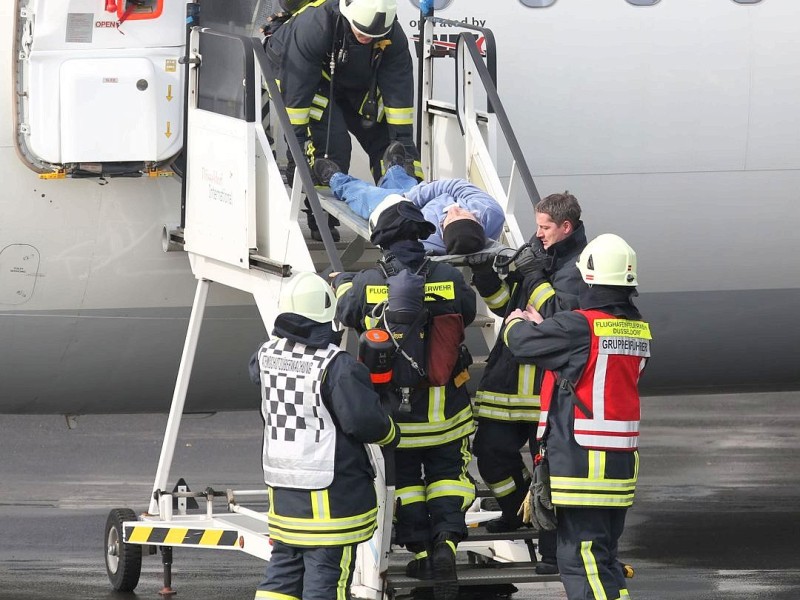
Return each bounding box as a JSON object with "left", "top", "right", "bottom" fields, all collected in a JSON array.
[
  {"left": 340, "top": 0, "right": 397, "bottom": 38},
  {"left": 278, "top": 271, "right": 337, "bottom": 322},
  {"left": 576, "top": 234, "right": 638, "bottom": 286},
  {"left": 368, "top": 193, "right": 409, "bottom": 236}
]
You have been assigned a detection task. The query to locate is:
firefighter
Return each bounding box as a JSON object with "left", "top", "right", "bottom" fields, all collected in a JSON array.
[
  {"left": 249, "top": 271, "right": 399, "bottom": 600},
  {"left": 503, "top": 233, "right": 651, "bottom": 600},
  {"left": 468, "top": 192, "right": 587, "bottom": 574},
  {"left": 332, "top": 196, "right": 477, "bottom": 600},
  {"left": 267, "top": 0, "right": 420, "bottom": 239}
]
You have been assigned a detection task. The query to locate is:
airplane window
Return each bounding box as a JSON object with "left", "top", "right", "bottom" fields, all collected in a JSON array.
[
  {"left": 519, "top": 0, "right": 557, "bottom": 6},
  {"left": 409, "top": 0, "right": 454, "bottom": 8},
  {"left": 625, "top": 0, "right": 660, "bottom": 5}
]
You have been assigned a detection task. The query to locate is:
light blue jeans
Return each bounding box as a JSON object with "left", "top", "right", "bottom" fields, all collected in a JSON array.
[{"left": 329, "top": 165, "right": 417, "bottom": 219}]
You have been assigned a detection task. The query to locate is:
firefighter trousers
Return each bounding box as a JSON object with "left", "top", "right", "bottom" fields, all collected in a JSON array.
[
  {"left": 473, "top": 419, "right": 534, "bottom": 519},
  {"left": 473, "top": 418, "right": 557, "bottom": 558},
  {"left": 254, "top": 540, "right": 356, "bottom": 600},
  {"left": 557, "top": 506, "right": 631, "bottom": 600},
  {"left": 308, "top": 85, "right": 391, "bottom": 183},
  {"left": 394, "top": 437, "right": 475, "bottom": 548}
]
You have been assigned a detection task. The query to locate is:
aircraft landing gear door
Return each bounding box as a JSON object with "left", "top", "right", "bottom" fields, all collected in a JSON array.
[{"left": 15, "top": 0, "right": 185, "bottom": 174}]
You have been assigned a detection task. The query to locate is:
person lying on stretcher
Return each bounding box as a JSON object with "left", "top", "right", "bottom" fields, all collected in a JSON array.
[{"left": 312, "top": 141, "right": 505, "bottom": 256}]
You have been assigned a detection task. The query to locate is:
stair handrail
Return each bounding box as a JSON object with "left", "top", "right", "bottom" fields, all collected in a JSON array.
[
  {"left": 425, "top": 16, "right": 498, "bottom": 110},
  {"left": 246, "top": 35, "right": 344, "bottom": 273},
  {"left": 422, "top": 18, "right": 542, "bottom": 212}
]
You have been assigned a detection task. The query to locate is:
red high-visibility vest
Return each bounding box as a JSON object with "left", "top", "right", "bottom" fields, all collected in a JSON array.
[{"left": 538, "top": 309, "right": 651, "bottom": 450}]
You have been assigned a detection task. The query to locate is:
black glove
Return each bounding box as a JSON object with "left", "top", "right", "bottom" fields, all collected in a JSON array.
[
  {"left": 519, "top": 459, "right": 557, "bottom": 531},
  {"left": 260, "top": 12, "right": 291, "bottom": 41},
  {"left": 531, "top": 459, "right": 558, "bottom": 531},
  {"left": 513, "top": 245, "right": 549, "bottom": 280},
  {"left": 465, "top": 251, "right": 496, "bottom": 273}
]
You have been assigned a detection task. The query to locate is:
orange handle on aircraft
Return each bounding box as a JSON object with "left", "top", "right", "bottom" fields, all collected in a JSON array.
[{"left": 105, "top": 0, "right": 117, "bottom": 11}]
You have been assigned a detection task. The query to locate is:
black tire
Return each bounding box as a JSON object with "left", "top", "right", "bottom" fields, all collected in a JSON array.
[{"left": 105, "top": 508, "right": 142, "bottom": 592}]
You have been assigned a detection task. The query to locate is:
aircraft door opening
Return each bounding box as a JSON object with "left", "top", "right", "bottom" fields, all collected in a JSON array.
[{"left": 14, "top": 0, "right": 186, "bottom": 173}]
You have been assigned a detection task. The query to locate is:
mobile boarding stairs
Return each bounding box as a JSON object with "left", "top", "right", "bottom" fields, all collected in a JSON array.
[{"left": 105, "top": 17, "right": 560, "bottom": 598}]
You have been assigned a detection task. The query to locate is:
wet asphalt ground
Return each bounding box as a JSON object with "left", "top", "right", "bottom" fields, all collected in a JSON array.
[{"left": 1, "top": 392, "right": 798, "bottom": 599}]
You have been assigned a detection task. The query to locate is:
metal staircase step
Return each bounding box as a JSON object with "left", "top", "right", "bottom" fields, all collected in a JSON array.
[
  {"left": 465, "top": 525, "right": 540, "bottom": 542},
  {"left": 386, "top": 562, "right": 561, "bottom": 590}
]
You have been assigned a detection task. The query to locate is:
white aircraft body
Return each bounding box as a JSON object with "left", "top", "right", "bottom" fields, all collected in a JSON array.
[{"left": 2, "top": 0, "right": 799, "bottom": 415}]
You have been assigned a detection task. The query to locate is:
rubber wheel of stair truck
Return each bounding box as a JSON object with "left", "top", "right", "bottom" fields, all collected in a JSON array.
[{"left": 105, "top": 508, "right": 142, "bottom": 592}]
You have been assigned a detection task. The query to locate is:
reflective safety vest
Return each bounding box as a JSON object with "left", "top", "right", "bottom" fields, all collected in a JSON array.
[
  {"left": 475, "top": 280, "right": 541, "bottom": 422},
  {"left": 258, "top": 337, "right": 340, "bottom": 489},
  {"left": 473, "top": 362, "right": 540, "bottom": 422},
  {"left": 538, "top": 310, "right": 651, "bottom": 451}
]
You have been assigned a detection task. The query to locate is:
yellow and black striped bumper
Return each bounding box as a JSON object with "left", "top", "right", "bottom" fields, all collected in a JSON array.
[{"left": 125, "top": 525, "right": 239, "bottom": 548}]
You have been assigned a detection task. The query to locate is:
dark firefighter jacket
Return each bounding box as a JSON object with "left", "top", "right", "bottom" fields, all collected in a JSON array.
[
  {"left": 249, "top": 312, "right": 399, "bottom": 546},
  {"left": 334, "top": 251, "right": 477, "bottom": 449},
  {"left": 502, "top": 285, "right": 650, "bottom": 508},
  {"left": 266, "top": 0, "right": 415, "bottom": 148},
  {"left": 471, "top": 223, "right": 588, "bottom": 422}
]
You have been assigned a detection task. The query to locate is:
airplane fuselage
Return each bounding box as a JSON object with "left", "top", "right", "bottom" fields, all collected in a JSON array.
[{"left": 2, "top": 0, "right": 798, "bottom": 414}]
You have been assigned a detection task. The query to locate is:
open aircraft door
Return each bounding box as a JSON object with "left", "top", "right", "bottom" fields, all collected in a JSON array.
[{"left": 14, "top": 0, "right": 186, "bottom": 174}]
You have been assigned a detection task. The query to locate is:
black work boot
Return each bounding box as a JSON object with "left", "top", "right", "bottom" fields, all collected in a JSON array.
[
  {"left": 381, "top": 141, "right": 407, "bottom": 172},
  {"left": 311, "top": 157, "right": 341, "bottom": 187},
  {"left": 432, "top": 533, "right": 458, "bottom": 600},
  {"left": 535, "top": 557, "right": 559, "bottom": 575},
  {"left": 304, "top": 202, "right": 340, "bottom": 242},
  {"left": 485, "top": 513, "right": 525, "bottom": 534},
  {"left": 405, "top": 546, "right": 434, "bottom": 580}
]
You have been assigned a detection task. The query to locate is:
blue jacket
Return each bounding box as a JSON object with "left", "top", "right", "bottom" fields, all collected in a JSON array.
[{"left": 404, "top": 179, "right": 506, "bottom": 254}]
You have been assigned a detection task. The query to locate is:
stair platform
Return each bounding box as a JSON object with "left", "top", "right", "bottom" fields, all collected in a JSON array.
[
  {"left": 465, "top": 525, "right": 540, "bottom": 543},
  {"left": 386, "top": 562, "right": 561, "bottom": 592}
]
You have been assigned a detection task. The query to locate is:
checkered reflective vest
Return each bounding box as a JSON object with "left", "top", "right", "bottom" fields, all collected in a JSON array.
[{"left": 258, "top": 337, "right": 342, "bottom": 489}]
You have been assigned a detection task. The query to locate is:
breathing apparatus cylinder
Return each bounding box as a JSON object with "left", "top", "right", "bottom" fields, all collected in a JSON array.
[{"left": 358, "top": 328, "right": 394, "bottom": 384}]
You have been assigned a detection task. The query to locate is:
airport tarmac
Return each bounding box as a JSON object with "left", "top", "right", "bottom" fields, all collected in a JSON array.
[{"left": 1, "top": 391, "right": 799, "bottom": 600}]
